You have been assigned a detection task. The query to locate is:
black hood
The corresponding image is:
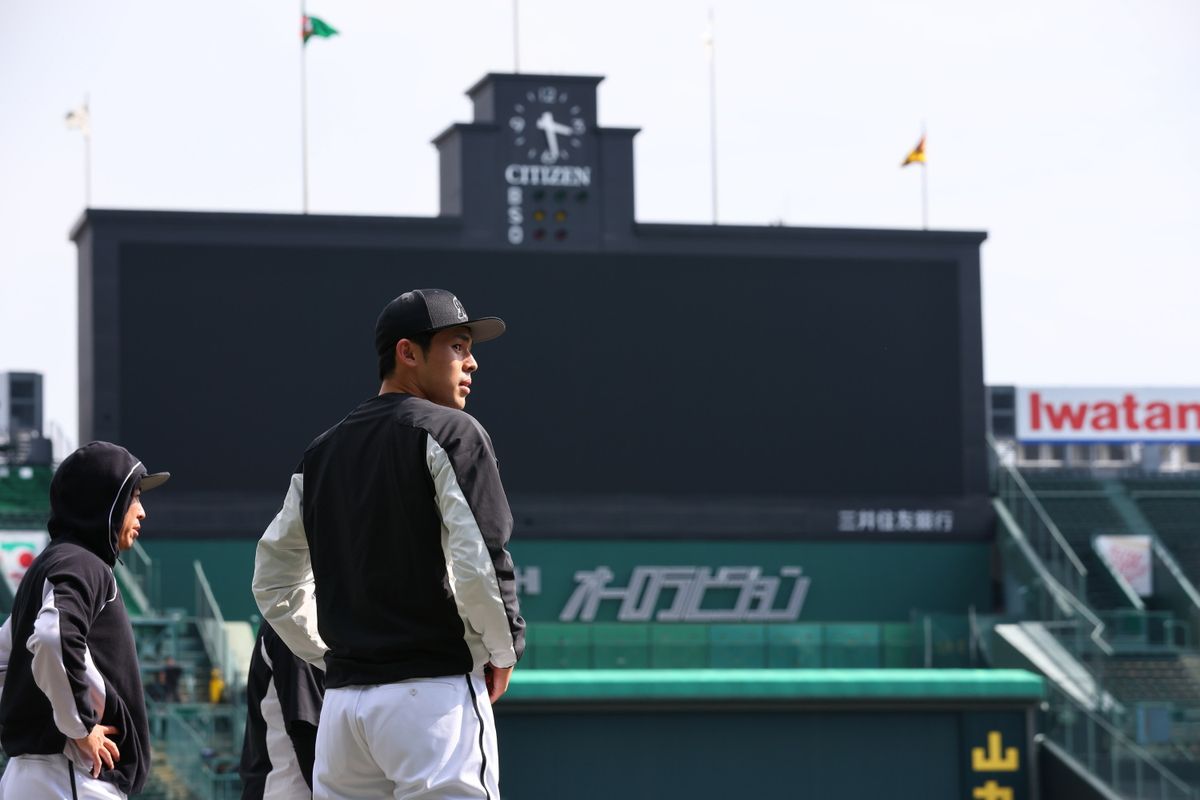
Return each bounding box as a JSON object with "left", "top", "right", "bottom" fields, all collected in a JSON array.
[{"left": 47, "top": 441, "right": 169, "bottom": 566}]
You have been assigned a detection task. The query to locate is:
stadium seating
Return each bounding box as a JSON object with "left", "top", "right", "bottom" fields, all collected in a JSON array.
[
  {"left": 1027, "top": 490, "right": 1133, "bottom": 609},
  {"left": 1014, "top": 471, "right": 1200, "bottom": 609},
  {"left": 1104, "top": 654, "right": 1200, "bottom": 704},
  {"left": 1123, "top": 478, "right": 1200, "bottom": 495},
  {"left": 1136, "top": 496, "right": 1200, "bottom": 586},
  {"left": 1010, "top": 466, "right": 1200, "bottom": 787},
  {"left": 1020, "top": 472, "right": 1106, "bottom": 493}
]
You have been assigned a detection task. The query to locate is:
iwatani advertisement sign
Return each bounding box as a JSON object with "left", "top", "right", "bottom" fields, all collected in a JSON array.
[{"left": 1016, "top": 387, "right": 1200, "bottom": 443}]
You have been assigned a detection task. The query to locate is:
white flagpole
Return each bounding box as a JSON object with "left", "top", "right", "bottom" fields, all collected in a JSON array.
[
  {"left": 82, "top": 93, "right": 92, "bottom": 208},
  {"left": 705, "top": 8, "right": 718, "bottom": 224},
  {"left": 513, "top": 0, "right": 520, "bottom": 73},
  {"left": 300, "top": 1, "right": 310, "bottom": 214},
  {"left": 920, "top": 122, "right": 928, "bottom": 230},
  {"left": 66, "top": 94, "right": 92, "bottom": 207},
  {"left": 921, "top": 162, "right": 928, "bottom": 230}
]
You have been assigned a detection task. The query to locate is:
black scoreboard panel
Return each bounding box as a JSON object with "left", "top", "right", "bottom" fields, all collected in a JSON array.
[{"left": 117, "top": 242, "right": 966, "bottom": 498}]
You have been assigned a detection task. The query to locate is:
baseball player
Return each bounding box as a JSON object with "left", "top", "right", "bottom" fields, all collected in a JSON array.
[
  {"left": 0, "top": 441, "right": 168, "bottom": 799},
  {"left": 253, "top": 288, "right": 525, "bottom": 800},
  {"left": 239, "top": 621, "right": 325, "bottom": 799}
]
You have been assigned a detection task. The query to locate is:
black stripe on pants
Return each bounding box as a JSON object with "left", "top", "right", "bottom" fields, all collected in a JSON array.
[{"left": 465, "top": 676, "right": 492, "bottom": 800}]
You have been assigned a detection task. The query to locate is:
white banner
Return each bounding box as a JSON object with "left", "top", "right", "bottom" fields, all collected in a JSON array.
[
  {"left": 0, "top": 531, "right": 49, "bottom": 595},
  {"left": 1016, "top": 387, "right": 1200, "bottom": 443},
  {"left": 1095, "top": 535, "right": 1153, "bottom": 597}
]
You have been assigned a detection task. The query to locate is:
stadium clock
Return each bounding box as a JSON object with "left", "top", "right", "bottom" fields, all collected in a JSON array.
[
  {"left": 508, "top": 85, "right": 587, "bottom": 164},
  {"left": 501, "top": 82, "right": 596, "bottom": 246}
]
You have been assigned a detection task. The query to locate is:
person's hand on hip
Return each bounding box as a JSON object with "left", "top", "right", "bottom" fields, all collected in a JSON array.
[
  {"left": 72, "top": 724, "right": 120, "bottom": 777},
  {"left": 484, "top": 663, "right": 512, "bottom": 703}
]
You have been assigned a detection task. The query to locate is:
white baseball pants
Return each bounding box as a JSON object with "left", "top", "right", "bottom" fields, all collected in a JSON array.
[
  {"left": 313, "top": 673, "right": 499, "bottom": 800},
  {"left": 0, "top": 753, "right": 126, "bottom": 799}
]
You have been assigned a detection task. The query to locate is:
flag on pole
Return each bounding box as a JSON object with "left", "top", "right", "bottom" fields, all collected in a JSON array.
[
  {"left": 303, "top": 14, "right": 338, "bottom": 43},
  {"left": 65, "top": 104, "right": 90, "bottom": 136},
  {"left": 901, "top": 134, "right": 926, "bottom": 167},
  {"left": 65, "top": 98, "right": 93, "bottom": 205}
]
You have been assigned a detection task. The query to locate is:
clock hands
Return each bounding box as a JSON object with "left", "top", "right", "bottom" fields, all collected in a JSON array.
[{"left": 535, "top": 110, "right": 574, "bottom": 163}]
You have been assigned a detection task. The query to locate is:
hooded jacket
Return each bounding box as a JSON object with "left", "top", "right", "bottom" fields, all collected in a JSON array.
[{"left": 0, "top": 441, "right": 164, "bottom": 795}]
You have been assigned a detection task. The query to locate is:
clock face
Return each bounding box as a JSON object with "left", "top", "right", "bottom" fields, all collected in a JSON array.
[{"left": 508, "top": 85, "right": 587, "bottom": 165}]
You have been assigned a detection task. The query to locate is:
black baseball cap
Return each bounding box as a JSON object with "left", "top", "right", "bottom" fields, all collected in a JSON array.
[{"left": 374, "top": 288, "right": 506, "bottom": 357}]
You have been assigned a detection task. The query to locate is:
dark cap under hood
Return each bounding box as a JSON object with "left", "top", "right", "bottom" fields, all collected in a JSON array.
[{"left": 48, "top": 441, "right": 170, "bottom": 565}]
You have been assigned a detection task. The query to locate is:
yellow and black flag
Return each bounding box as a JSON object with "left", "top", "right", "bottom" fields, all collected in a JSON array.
[{"left": 902, "top": 134, "right": 926, "bottom": 167}]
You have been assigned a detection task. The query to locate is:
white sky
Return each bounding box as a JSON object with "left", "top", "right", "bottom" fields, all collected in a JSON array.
[{"left": 1, "top": 0, "right": 1198, "bottom": 441}]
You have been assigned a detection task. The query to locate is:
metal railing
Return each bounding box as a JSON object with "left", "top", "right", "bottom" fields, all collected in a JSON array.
[
  {"left": 991, "top": 435, "right": 1091, "bottom": 605},
  {"left": 1154, "top": 538, "right": 1200, "bottom": 609},
  {"left": 1023, "top": 618, "right": 1121, "bottom": 718},
  {"left": 993, "top": 449, "right": 1200, "bottom": 797},
  {"left": 156, "top": 703, "right": 242, "bottom": 800},
  {"left": 1152, "top": 537, "right": 1200, "bottom": 649},
  {"left": 116, "top": 539, "right": 159, "bottom": 616},
  {"left": 993, "top": 497, "right": 1113, "bottom": 660},
  {"left": 193, "top": 560, "right": 238, "bottom": 693},
  {"left": 1097, "top": 609, "right": 1192, "bottom": 651},
  {"left": 1044, "top": 682, "right": 1197, "bottom": 799}
]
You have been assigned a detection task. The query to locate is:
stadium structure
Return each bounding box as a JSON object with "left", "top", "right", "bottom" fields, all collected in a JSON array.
[{"left": 2, "top": 73, "right": 1199, "bottom": 798}]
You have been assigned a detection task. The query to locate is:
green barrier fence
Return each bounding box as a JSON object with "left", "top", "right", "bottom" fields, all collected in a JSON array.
[{"left": 525, "top": 618, "right": 985, "bottom": 671}]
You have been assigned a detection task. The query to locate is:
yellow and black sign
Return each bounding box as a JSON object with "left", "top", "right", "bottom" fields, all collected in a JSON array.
[{"left": 962, "top": 714, "right": 1029, "bottom": 799}]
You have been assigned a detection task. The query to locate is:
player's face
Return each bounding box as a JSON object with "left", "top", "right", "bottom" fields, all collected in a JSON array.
[
  {"left": 118, "top": 489, "right": 145, "bottom": 551},
  {"left": 416, "top": 326, "right": 478, "bottom": 410}
]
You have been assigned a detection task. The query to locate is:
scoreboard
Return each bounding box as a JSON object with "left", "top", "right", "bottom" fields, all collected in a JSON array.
[{"left": 74, "top": 72, "right": 989, "bottom": 541}]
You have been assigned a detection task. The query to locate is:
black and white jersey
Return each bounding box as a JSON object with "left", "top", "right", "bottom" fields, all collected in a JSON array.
[
  {"left": 253, "top": 392, "right": 525, "bottom": 689},
  {"left": 239, "top": 622, "right": 325, "bottom": 800},
  {"left": 0, "top": 442, "right": 156, "bottom": 796}
]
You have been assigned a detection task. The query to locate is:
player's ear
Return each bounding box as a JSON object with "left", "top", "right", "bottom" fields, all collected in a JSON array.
[{"left": 396, "top": 339, "right": 421, "bottom": 366}]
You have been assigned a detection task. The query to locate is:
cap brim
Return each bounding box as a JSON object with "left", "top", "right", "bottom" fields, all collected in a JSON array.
[
  {"left": 459, "top": 317, "right": 506, "bottom": 343},
  {"left": 140, "top": 472, "right": 170, "bottom": 492}
]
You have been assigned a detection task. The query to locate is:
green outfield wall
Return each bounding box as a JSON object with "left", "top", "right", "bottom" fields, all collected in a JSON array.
[
  {"left": 141, "top": 538, "right": 993, "bottom": 628},
  {"left": 496, "top": 670, "right": 1041, "bottom": 800}
]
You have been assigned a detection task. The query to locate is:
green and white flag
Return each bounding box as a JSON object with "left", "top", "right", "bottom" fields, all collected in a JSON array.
[{"left": 302, "top": 14, "right": 338, "bottom": 43}]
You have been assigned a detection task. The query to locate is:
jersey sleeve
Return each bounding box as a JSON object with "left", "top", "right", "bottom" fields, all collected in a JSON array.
[
  {"left": 253, "top": 472, "right": 329, "bottom": 669},
  {"left": 425, "top": 424, "right": 525, "bottom": 668},
  {"left": 26, "top": 573, "right": 109, "bottom": 740}
]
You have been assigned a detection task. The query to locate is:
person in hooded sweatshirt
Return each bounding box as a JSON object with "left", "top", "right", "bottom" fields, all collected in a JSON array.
[{"left": 0, "top": 441, "right": 168, "bottom": 799}]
